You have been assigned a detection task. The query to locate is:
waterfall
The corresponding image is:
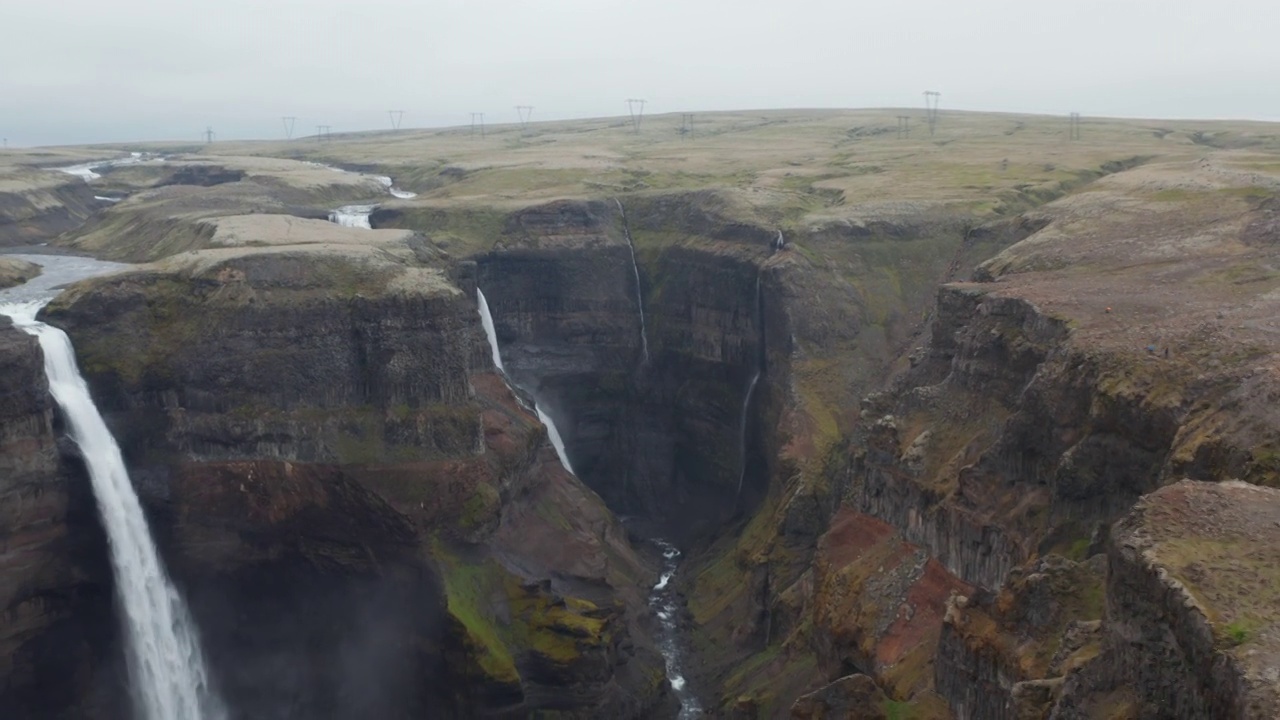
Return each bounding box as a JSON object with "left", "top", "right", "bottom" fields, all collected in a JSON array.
[
  {"left": 735, "top": 270, "right": 765, "bottom": 505},
  {"left": 475, "top": 287, "right": 575, "bottom": 475},
  {"left": 735, "top": 372, "right": 761, "bottom": 502},
  {"left": 613, "top": 198, "right": 648, "bottom": 364},
  {"left": 374, "top": 175, "right": 418, "bottom": 199},
  {"left": 535, "top": 405, "right": 575, "bottom": 475},
  {"left": 0, "top": 301, "right": 223, "bottom": 720},
  {"left": 476, "top": 288, "right": 504, "bottom": 373},
  {"left": 328, "top": 204, "right": 377, "bottom": 229}
]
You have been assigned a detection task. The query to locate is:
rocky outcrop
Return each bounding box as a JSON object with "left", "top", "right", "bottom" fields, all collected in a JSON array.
[
  {"left": 936, "top": 555, "right": 1104, "bottom": 720},
  {"left": 24, "top": 246, "right": 671, "bottom": 718},
  {"left": 810, "top": 509, "right": 971, "bottom": 704},
  {"left": 0, "top": 319, "right": 121, "bottom": 719},
  {"left": 46, "top": 252, "right": 479, "bottom": 467},
  {"left": 790, "top": 673, "right": 890, "bottom": 719},
  {"left": 0, "top": 257, "right": 41, "bottom": 289},
  {"left": 1052, "top": 481, "right": 1280, "bottom": 719}
]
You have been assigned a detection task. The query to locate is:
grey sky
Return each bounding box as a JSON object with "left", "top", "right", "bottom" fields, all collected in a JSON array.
[{"left": 4, "top": 0, "right": 1278, "bottom": 146}]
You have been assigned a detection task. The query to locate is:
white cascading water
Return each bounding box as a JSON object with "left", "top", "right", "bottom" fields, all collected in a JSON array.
[
  {"left": 328, "top": 204, "right": 377, "bottom": 229},
  {"left": 477, "top": 288, "right": 505, "bottom": 373},
  {"left": 476, "top": 287, "right": 575, "bottom": 475},
  {"left": 613, "top": 198, "right": 649, "bottom": 364},
  {"left": 0, "top": 258, "right": 222, "bottom": 720},
  {"left": 649, "top": 539, "right": 702, "bottom": 718},
  {"left": 57, "top": 152, "right": 158, "bottom": 182}
]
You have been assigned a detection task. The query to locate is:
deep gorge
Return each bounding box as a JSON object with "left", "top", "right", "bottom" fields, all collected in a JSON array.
[{"left": 3, "top": 127, "right": 1280, "bottom": 719}]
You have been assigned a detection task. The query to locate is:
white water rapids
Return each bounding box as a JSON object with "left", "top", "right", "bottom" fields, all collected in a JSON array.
[
  {"left": 57, "top": 152, "right": 161, "bottom": 182},
  {"left": 328, "top": 204, "right": 377, "bottom": 229},
  {"left": 321, "top": 165, "right": 417, "bottom": 229},
  {"left": 476, "top": 287, "right": 575, "bottom": 475},
  {"left": 0, "top": 256, "right": 223, "bottom": 720},
  {"left": 650, "top": 539, "right": 702, "bottom": 718}
]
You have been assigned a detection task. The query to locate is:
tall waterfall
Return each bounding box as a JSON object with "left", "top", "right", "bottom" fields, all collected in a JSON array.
[
  {"left": 735, "top": 371, "right": 761, "bottom": 502},
  {"left": 476, "top": 288, "right": 575, "bottom": 475},
  {"left": 613, "top": 198, "right": 649, "bottom": 364},
  {"left": 0, "top": 301, "right": 222, "bottom": 720},
  {"left": 735, "top": 271, "right": 765, "bottom": 505},
  {"left": 476, "top": 288, "right": 505, "bottom": 373}
]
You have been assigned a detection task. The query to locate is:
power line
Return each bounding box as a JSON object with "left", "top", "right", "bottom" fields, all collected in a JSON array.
[
  {"left": 626, "top": 99, "right": 646, "bottom": 133},
  {"left": 470, "top": 113, "right": 485, "bottom": 138},
  {"left": 316, "top": 125, "right": 331, "bottom": 142},
  {"left": 389, "top": 110, "right": 405, "bottom": 130},
  {"left": 282, "top": 116, "right": 296, "bottom": 140},
  {"left": 679, "top": 113, "right": 694, "bottom": 139},
  {"left": 203, "top": 126, "right": 215, "bottom": 144},
  {"left": 923, "top": 91, "right": 941, "bottom": 136},
  {"left": 897, "top": 115, "right": 911, "bottom": 139},
  {"left": 516, "top": 105, "right": 534, "bottom": 131},
  {"left": 1069, "top": 112, "right": 1082, "bottom": 141}
]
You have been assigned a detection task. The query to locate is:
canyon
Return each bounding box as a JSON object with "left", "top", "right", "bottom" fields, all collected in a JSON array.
[{"left": 1, "top": 109, "right": 1279, "bottom": 718}]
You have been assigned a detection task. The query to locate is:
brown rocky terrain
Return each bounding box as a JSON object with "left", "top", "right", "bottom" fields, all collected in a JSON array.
[{"left": 0, "top": 257, "right": 40, "bottom": 288}]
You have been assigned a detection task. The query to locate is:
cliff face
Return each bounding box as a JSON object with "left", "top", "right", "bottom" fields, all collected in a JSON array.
[
  {"left": 1052, "top": 481, "right": 1280, "bottom": 720},
  {"left": 477, "top": 199, "right": 783, "bottom": 540},
  {"left": 30, "top": 246, "right": 672, "bottom": 719},
  {"left": 842, "top": 158, "right": 1280, "bottom": 717},
  {"left": 0, "top": 175, "right": 99, "bottom": 247},
  {"left": 0, "top": 320, "right": 121, "bottom": 719}
]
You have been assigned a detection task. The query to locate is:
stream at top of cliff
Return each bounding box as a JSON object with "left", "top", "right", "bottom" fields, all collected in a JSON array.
[
  {"left": 56, "top": 151, "right": 164, "bottom": 181},
  {"left": 0, "top": 255, "right": 225, "bottom": 720},
  {"left": 315, "top": 162, "right": 417, "bottom": 230},
  {"left": 328, "top": 204, "right": 378, "bottom": 229}
]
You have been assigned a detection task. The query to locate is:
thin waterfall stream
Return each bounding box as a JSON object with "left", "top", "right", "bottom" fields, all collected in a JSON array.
[
  {"left": 0, "top": 255, "right": 223, "bottom": 720},
  {"left": 476, "top": 287, "right": 574, "bottom": 475},
  {"left": 735, "top": 270, "right": 765, "bottom": 507},
  {"left": 613, "top": 198, "right": 649, "bottom": 364}
]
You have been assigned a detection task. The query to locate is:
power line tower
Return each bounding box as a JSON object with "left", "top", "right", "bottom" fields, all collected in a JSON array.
[
  {"left": 516, "top": 105, "right": 534, "bottom": 131},
  {"left": 470, "top": 113, "right": 485, "bottom": 137},
  {"left": 923, "top": 91, "right": 941, "bottom": 136},
  {"left": 1069, "top": 112, "right": 1082, "bottom": 141},
  {"left": 204, "top": 126, "right": 215, "bottom": 144},
  {"left": 316, "top": 125, "right": 331, "bottom": 142},
  {"left": 282, "top": 116, "right": 297, "bottom": 140},
  {"left": 389, "top": 110, "right": 405, "bottom": 130},
  {"left": 679, "top": 113, "right": 694, "bottom": 139},
  {"left": 897, "top": 115, "right": 911, "bottom": 139},
  {"left": 626, "top": 99, "right": 646, "bottom": 133}
]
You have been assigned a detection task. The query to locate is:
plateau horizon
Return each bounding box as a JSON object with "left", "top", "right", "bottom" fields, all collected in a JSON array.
[{"left": 5, "top": 102, "right": 1280, "bottom": 149}]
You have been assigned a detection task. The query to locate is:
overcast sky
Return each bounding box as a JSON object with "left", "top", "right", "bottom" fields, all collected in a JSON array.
[{"left": 3, "top": 0, "right": 1278, "bottom": 146}]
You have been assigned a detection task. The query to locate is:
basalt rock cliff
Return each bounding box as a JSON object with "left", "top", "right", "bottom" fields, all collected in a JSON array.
[{"left": 3, "top": 242, "right": 675, "bottom": 719}]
